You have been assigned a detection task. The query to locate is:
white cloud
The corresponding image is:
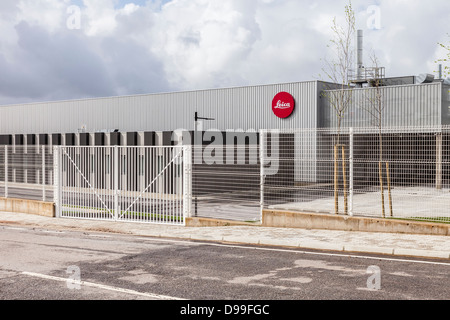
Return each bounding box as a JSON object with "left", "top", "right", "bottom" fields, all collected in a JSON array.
[
  {"left": 0, "top": 0, "right": 448, "bottom": 105},
  {"left": 146, "top": 0, "right": 262, "bottom": 89},
  {"left": 82, "top": 0, "right": 118, "bottom": 36},
  {"left": 16, "top": 0, "right": 69, "bottom": 32},
  {"left": 353, "top": 0, "right": 450, "bottom": 77}
]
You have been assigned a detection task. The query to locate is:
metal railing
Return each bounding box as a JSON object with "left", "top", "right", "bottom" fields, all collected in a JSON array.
[
  {"left": 0, "top": 145, "right": 54, "bottom": 202},
  {"left": 53, "top": 146, "right": 190, "bottom": 225},
  {"left": 2, "top": 126, "right": 450, "bottom": 225},
  {"left": 261, "top": 126, "right": 450, "bottom": 224}
]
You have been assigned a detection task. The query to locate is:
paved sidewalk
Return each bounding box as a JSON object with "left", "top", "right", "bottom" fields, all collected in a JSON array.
[{"left": 0, "top": 211, "right": 449, "bottom": 260}]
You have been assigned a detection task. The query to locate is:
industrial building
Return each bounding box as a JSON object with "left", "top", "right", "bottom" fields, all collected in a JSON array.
[
  {"left": 0, "top": 30, "right": 449, "bottom": 222},
  {"left": 0, "top": 70, "right": 448, "bottom": 194},
  {"left": 0, "top": 74, "right": 448, "bottom": 146}
]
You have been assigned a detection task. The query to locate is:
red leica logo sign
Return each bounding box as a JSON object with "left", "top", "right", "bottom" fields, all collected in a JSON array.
[{"left": 272, "top": 92, "right": 295, "bottom": 118}]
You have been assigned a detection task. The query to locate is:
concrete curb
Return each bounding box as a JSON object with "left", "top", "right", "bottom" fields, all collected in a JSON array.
[
  {"left": 1, "top": 212, "right": 449, "bottom": 260},
  {"left": 181, "top": 235, "right": 450, "bottom": 260},
  {"left": 391, "top": 248, "right": 450, "bottom": 260},
  {"left": 215, "top": 237, "right": 450, "bottom": 260}
]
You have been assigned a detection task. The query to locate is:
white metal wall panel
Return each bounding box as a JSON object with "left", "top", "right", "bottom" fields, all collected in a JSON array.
[
  {"left": 2, "top": 81, "right": 443, "bottom": 136},
  {"left": 0, "top": 81, "right": 318, "bottom": 135},
  {"left": 442, "top": 84, "right": 450, "bottom": 125},
  {"left": 321, "top": 82, "right": 442, "bottom": 129}
]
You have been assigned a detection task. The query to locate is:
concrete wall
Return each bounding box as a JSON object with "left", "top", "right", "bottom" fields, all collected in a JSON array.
[
  {"left": 263, "top": 209, "right": 450, "bottom": 236},
  {"left": 0, "top": 197, "right": 54, "bottom": 217}
]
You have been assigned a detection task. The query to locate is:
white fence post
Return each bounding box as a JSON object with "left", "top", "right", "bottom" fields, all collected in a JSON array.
[
  {"left": 259, "top": 131, "right": 265, "bottom": 223},
  {"left": 183, "top": 145, "right": 192, "bottom": 222},
  {"left": 349, "top": 128, "right": 354, "bottom": 216},
  {"left": 436, "top": 133, "right": 443, "bottom": 190},
  {"left": 53, "top": 146, "right": 61, "bottom": 218},
  {"left": 42, "top": 145, "right": 46, "bottom": 202},
  {"left": 114, "top": 145, "right": 119, "bottom": 221},
  {"left": 4, "top": 145, "right": 8, "bottom": 198}
]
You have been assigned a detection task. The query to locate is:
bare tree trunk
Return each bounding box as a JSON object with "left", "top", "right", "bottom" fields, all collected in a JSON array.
[
  {"left": 378, "top": 125, "right": 386, "bottom": 218},
  {"left": 378, "top": 161, "right": 385, "bottom": 218},
  {"left": 334, "top": 116, "right": 342, "bottom": 215},
  {"left": 378, "top": 98, "right": 386, "bottom": 218},
  {"left": 342, "top": 145, "right": 348, "bottom": 215},
  {"left": 334, "top": 144, "right": 339, "bottom": 215},
  {"left": 386, "top": 162, "right": 393, "bottom": 217},
  {"left": 321, "top": 1, "right": 355, "bottom": 215}
]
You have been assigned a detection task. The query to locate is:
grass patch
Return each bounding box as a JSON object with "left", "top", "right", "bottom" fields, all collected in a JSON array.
[{"left": 387, "top": 217, "right": 450, "bottom": 224}]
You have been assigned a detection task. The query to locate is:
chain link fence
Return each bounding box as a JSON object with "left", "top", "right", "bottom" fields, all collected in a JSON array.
[
  {"left": 262, "top": 126, "right": 450, "bottom": 224},
  {"left": 191, "top": 143, "right": 261, "bottom": 222}
]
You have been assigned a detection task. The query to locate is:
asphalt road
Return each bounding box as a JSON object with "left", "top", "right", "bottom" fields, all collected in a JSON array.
[{"left": 0, "top": 224, "right": 449, "bottom": 313}]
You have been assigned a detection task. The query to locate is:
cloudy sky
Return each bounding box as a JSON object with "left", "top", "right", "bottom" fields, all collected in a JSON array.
[{"left": 0, "top": 0, "right": 448, "bottom": 105}]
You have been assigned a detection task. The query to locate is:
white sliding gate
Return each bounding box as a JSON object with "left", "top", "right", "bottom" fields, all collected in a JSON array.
[{"left": 53, "top": 146, "right": 191, "bottom": 225}]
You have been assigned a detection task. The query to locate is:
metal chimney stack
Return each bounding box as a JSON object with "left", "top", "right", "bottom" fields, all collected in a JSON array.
[{"left": 356, "top": 29, "right": 364, "bottom": 80}]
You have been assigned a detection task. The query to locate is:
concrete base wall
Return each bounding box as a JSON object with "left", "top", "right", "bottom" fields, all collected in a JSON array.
[
  {"left": 0, "top": 197, "right": 55, "bottom": 218},
  {"left": 263, "top": 209, "right": 450, "bottom": 236}
]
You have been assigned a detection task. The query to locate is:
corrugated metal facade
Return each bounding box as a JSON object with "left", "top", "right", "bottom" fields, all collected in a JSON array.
[
  {"left": 442, "top": 84, "right": 450, "bottom": 125},
  {"left": 0, "top": 79, "right": 447, "bottom": 186},
  {"left": 320, "top": 82, "right": 444, "bottom": 129},
  {"left": 0, "top": 81, "right": 318, "bottom": 135},
  {"left": 0, "top": 80, "right": 446, "bottom": 136}
]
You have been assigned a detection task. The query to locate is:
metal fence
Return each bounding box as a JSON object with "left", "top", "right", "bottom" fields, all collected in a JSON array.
[
  {"left": 53, "top": 146, "right": 190, "bottom": 226},
  {"left": 261, "top": 126, "right": 450, "bottom": 224},
  {"left": 0, "top": 145, "right": 54, "bottom": 202},
  {"left": 2, "top": 126, "right": 450, "bottom": 226},
  {"left": 191, "top": 144, "right": 261, "bottom": 222}
]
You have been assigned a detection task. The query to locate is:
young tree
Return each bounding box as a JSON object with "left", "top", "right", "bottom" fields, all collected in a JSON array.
[
  {"left": 361, "top": 53, "right": 393, "bottom": 218},
  {"left": 321, "top": 1, "right": 356, "bottom": 215},
  {"left": 436, "top": 34, "right": 450, "bottom": 78}
]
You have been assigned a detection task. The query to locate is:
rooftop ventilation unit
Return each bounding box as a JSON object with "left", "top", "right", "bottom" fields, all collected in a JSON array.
[{"left": 416, "top": 73, "right": 435, "bottom": 84}]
